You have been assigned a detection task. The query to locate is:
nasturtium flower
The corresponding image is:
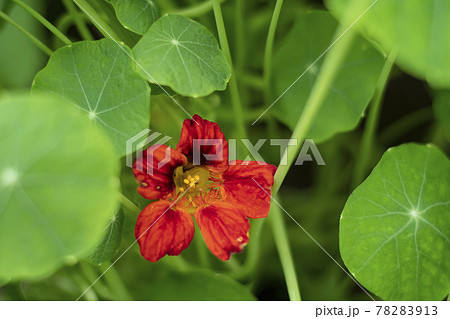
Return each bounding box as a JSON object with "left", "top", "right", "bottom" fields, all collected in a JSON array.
[{"left": 133, "top": 115, "right": 277, "bottom": 261}]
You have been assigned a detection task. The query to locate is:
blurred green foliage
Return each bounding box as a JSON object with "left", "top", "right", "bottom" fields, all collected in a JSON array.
[
  {"left": 0, "top": 0, "right": 46, "bottom": 89},
  {"left": 0, "top": 0, "right": 449, "bottom": 301}
]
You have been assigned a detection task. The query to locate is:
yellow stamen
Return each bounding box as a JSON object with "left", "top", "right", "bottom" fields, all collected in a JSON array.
[{"left": 172, "top": 165, "right": 210, "bottom": 199}]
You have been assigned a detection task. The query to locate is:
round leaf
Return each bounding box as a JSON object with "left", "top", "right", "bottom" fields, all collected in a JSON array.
[
  {"left": 340, "top": 143, "right": 450, "bottom": 300},
  {"left": 325, "top": 0, "right": 450, "bottom": 88},
  {"left": 0, "top": 95, "right": 120, "bottom": 281},
  {"left": 133, "top": 14, "right": 231, "bottom": 97},
  {"left": 109, "top": 0, "right": 160, "bottom": 35},
  {"left": 271, "top": 11, "right": 385, "bottom": 142},
  {"left": 32, "top": 38, "right": 151, "bottom": 156}
]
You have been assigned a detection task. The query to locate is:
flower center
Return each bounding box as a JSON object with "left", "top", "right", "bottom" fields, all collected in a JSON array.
[{"left": 173, "top": 164, "right": 210, "bottom": 194}]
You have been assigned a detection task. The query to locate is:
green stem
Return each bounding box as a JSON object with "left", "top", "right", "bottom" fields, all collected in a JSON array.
[
  {"left": 62, "top": 0, "right": 93, "bottom": 40},
  {"left": 230, "top": 218, "right": 265, "bottom": 280},
  {"left": 224, "top": 255, "right": 241, "bottom": 271},
  {"left": 269, "top": 196, "right": 301, "bottom": 301},
  {"left": 240, "top": 72, "right": 264, "bottom": 91},
  {"left": 351, "top": 51, "right": 396, "bottom": 187},
  {"left": 194, "top": 222, "right": 210, "bottom": 267},
  {"left": 79, "top": 262, "right": 112, "bottom": 299},
  {"left": 174, "top": 0, "right": 225, "bottom": 18},
  {"left": 263, "top": 0, "right": 284, "bottom": 104},
  {"left": 211, "top": 0, "right": 247, "bottom": 140},
  {"left": 80, "top": 261, "right": 133, "bottom": 300},
  {"left": 272, "top": 15, "right": 359, "bottom": 195},
  {"left": 12, "top": 0, "right": 72, "bottom": 46},
  {"left": 234, "top": 0, "right": 245, "bottom": 72},
  {"left": 120, "top": 193, "right": 140, "bottom": 214},
  {"left": 73, "top": 273, "right": 99, "bottom": 301},
  {"left": 0, "top": 10, "right": 52, "bottom": 56},
  {"left": 0, "top": 0, "right": 13, "bottom": 30},
  {"left": 72, "top": 0, "right": 121, "bottom": 42},
  {"left": 55, "top": 12, "right": 86, "bottom": 37},
  {"left": 100, "top": 262, "right": 133, "bottom": 300}
]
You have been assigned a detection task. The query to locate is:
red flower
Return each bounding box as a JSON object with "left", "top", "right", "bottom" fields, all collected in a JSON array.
[{"left": 133, "top": 115, "right": 277, "bottom": 262}]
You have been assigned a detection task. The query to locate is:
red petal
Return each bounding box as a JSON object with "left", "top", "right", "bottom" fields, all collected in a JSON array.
[
  {"left": 176, "top": 114, "right": 228, "bottom": 170},
  {"left": 135, "top": 200, "right": 195, "bottom": 262},
  {"left": 195, "top": 202, "right": 250, "bottom": 260},
  {"left": 133, "top": 144, "right": 187, "bottom": 200},
  {"left": 222, "top": 160, "right": 277, "bottom": 218}
]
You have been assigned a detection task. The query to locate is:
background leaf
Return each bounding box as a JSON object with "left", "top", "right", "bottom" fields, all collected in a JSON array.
[
  {"left": 271, "top": 11, "right": 385, "bottom": 142},
  {"left": 433, "top": 90, "right": 450, "bottom": 143},
  {"left": 0, "top": 0, "right": 46, "bottom": 88},
  {"left": 0, "top": 94, "right": 120, "bottom": 281},
  {"left": 143, "top": 268, "right": 256, "bottom": 301},
  {"left": 340, "top": 143, "right": 450, "bottom": 300},
  {"left": 133, "top": 14, "right": 231, "bottom": 97},
  {"left": 109, "top": 0, "right": 160, "bottom": 35},
  {"left": 86, "top": 210, "right": 124, "bottom": 266},
  {"left": 32, "top": 38, "right": 151, "bottom": 156},
  {"left": 325, "top": 0, "right": 450, "bottom": 88}
]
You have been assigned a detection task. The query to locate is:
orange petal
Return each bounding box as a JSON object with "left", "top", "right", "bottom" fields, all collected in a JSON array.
[
  {"left": 135, "top": 200, "right": 194, "bottom": 262},
  {"left": 222, "top": 160, "right": 277, "bottom": 218},
  {"left": 133, "top": 144, "right": 187, "bottom": 200},
  {"left": 195, "top": 202, "right": 250, "bottom": 260}
]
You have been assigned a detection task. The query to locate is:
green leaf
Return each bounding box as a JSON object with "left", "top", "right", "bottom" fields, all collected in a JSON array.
[
  {"left": 433, "top": 90, "right": 450, "bottom": 143},
  {"left": 133, "top": 14, "right": 231, "bottom": 97},
  {"left": 325, "top": 0, "right": 450, "bottom": 88},
  {"left": 86, "top": 210, "right": 124, "bottom": 266},
  {"left": 32, "top": 38, "right": 151, "bottom": 156},
  {"left": 340, "top": 143, "right": 450, "bottom": 300},
  {"left": 109, "top": 0, "right": 160, "bottom": 35},
  {"left": 144, "top": 268, "right": 256, "bottom": 301},
  {"left": 0, "top": 94, "right": 120, "bottom": 281},
  {"left": 271, "top": 11, "right": 385, "bottom": 142}
]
